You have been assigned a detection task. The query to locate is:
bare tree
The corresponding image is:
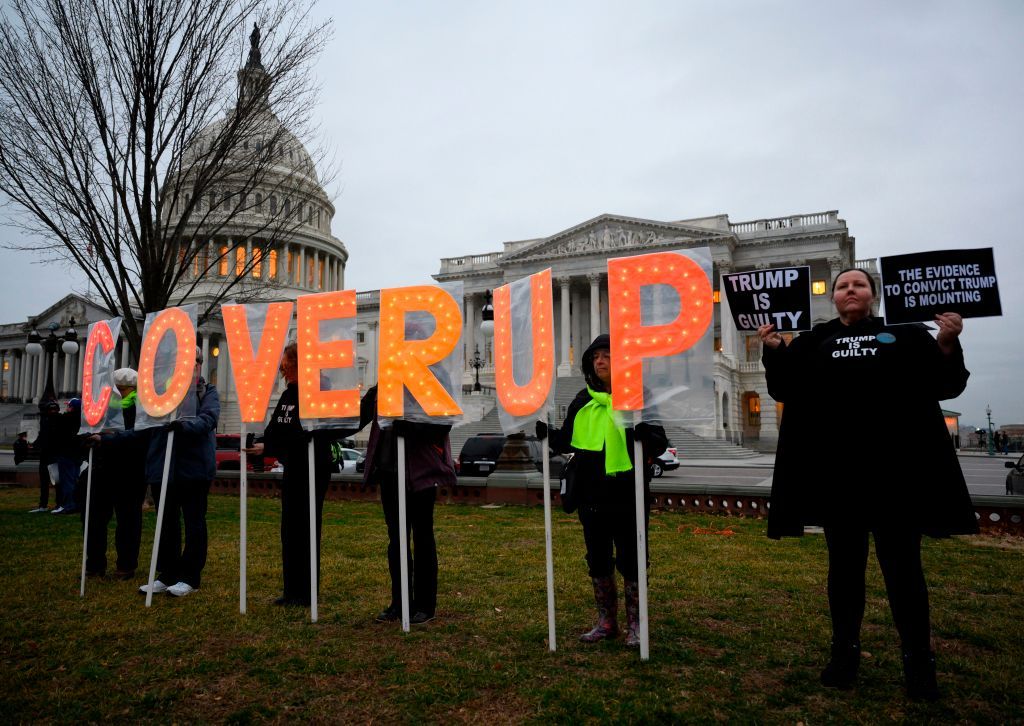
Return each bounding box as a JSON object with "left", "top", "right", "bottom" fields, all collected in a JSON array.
[{"left": 0, "top": 0, "right": 333, "bottom": 355}]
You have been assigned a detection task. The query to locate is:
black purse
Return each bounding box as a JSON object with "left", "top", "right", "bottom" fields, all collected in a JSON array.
[{"left": 559, "top": 453, "right": 578, "bottom": 514}]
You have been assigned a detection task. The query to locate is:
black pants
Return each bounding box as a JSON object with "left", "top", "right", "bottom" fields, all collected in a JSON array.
[
  {"left": 824, "top": 526, "right": 931, "bottom": 653},
  {"left": 84, "top": 473, "right": 147, "bottom": 575},
  {"left": 152, "top": 478, "right": 211, "bottom": 588},
  {"left": 578, "top": 477, "right": 650, "bottom": 581},
  {"left": 380, "top": 473, "right": 438, "bottom": 615},
  {"left": 280, "top": 472, "right": 328, "bottom": 604}
]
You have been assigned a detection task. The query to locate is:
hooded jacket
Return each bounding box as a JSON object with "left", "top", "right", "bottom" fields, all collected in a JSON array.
[{"left": 144, "top": 379, "right": 220, "bottom": 484}]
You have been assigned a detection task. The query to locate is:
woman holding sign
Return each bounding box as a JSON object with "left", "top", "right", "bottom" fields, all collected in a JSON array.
[
  {"left": 758, "top": 267, "right": 976, "bottom": 701},
  {"left": 546, "top": 334, "right": 666, "bottom": 647}
]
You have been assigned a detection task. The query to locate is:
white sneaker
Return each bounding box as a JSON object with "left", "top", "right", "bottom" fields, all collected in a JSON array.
[
  {"left": 138, "top": 580, "right": 168, "bottom": 594},
  {"left": 167, "top": 581, "right": 196, "bottom": 597},
  {"left": 51, "top": 506, "right": 64, "bottom": 514},
  {"left": 28, "top": 507, "right": 48, "bottom": 513}
]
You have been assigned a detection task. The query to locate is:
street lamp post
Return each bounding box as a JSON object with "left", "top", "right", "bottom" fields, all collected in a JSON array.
[
  {"left": 470, "top": 346, "right": 484, "bottom": 393},
  {"left": 25, "top": 319, "right": 79, "bottom": 403},
  {"left": 986, "top": 405, "right": 994, "bottom": 457}
]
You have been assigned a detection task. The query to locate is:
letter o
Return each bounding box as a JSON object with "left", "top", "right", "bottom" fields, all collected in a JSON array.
[{"left": 138, "top": 308, "right": 196, "bottom": 418}]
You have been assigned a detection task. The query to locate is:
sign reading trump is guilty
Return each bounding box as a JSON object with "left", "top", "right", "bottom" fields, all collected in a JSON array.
[{"left": 721, "top": 265, "right": 811, "bottom": 332}]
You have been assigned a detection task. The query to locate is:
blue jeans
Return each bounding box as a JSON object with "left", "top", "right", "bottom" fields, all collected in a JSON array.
[{"left": 56, "top": 456, "right": 80, "bottom": 509}]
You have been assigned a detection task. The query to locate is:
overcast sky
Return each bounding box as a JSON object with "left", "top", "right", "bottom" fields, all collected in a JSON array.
[{"left": 1, "top": 0, "right": 1021, "bottom": 429}]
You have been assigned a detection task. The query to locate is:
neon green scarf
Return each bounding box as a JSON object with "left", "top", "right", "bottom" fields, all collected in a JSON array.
[
  {"left": 120, "top": 391, "right": 137, "bottom": 409},
  {"left": 570, "top": 388, "right": 632, "bottom": 475}
]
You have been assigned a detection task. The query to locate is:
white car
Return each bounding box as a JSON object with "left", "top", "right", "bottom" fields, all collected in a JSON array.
[{"left": 652, "top": 446, "right": 679, "bottom": 478}]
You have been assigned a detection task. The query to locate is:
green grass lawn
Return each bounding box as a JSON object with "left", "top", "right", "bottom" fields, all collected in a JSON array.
[{"left": 1, "top": 485, "right": 1021, "bottom": 723}]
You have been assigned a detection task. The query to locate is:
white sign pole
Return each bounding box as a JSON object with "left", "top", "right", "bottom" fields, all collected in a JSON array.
[
  {"left": 79, "top": 448, "right": 94, "bottom": 597},
  {"left": 633, "top": 415, "right": 650, "bottom": 661},
  {"left": 542, "top": 432, "right": 557, "bottom": 651},
  {"left": 239, "top": 421, "right": 247, "bottom": 615},
  {"left": 397, "top": 433, "right": 411, "bottom": 632},
  {"left": 146, "top": 430, "right": 175, "bottom": 608},
  {"left": 308, "top": 438, "right": 318, "bottom": 623}
]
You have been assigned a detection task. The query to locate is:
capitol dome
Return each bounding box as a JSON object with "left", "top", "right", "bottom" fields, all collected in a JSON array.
[{"left": 168, "top": 24, "right": 347, "bottom": 305}]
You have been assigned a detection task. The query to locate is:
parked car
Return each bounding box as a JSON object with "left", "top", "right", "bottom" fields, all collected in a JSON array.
[
  {"left": 458, "top": 433, "right": 567, "bottom": 478},
  {"left": 651, "top": 445, "right": 679, "bottom": 478},
  {"left": 215, "top": 433, "right": 277, "bottom": 473},
  {"left": 1007, "top": 453, "right": 1024, "bottom": 495}
]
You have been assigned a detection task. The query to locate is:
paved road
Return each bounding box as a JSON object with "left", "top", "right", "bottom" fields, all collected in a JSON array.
[{"left": 658, "top": 452, "right": 1021, "bottom": 497}]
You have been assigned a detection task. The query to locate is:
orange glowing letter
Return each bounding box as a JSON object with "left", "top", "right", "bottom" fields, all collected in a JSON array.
[
  {"left": 138, "top": 307, "right": 197, "bottom": 418},
  {"left": 493, "top": 269, "right": 554, "bottom": 417},
  {"left": 296, "top": 290, "right": 359, "bottom": 420},
  {"left": 81, "top": 320, "right": 115, "bottom": 427},
  {"left": 377, "top": 285, "right": 463, "bottom": 418},
  {"left": 223, "top": 302, "right": 294, "bottom": 423},
  {"left": 607, "top": 251, "right": 713, "bottom": 410}
]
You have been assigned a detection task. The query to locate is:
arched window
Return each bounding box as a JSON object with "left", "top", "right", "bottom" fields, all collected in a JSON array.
[
  {"left": 252, "top": 247, "right": 262, "bottom": 278},
  {"left": 255, "top": 193, "right": 262, "bottom": 213},
  {"left": 219, "top": 245, "right": 229, "bottom": 275},
  {"left": 236, "top": 246, "right": 246, "bottom": 276},
  {"left": 269, "top": 196, "right": 277, "bottom": 214},
  {"left": 284, "top": 198, "right": 290, "bottom": 216},
  {"left": 268, "top": 249, "right": 278, "bottom": 279}
]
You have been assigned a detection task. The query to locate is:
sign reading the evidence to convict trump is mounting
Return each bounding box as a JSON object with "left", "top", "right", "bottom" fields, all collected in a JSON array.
[
  {"left": 880, "top": 248, "right": 1001, "bottom": 324},
  {"left": 721, "top": 266, "right": 811, "bottom": 332}
]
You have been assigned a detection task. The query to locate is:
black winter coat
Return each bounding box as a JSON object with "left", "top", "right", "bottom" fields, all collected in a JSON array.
[{"left": 762, "top": 316, "right": 977, "bottom": 538}]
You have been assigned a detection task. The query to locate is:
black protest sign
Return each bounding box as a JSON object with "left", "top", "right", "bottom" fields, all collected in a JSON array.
[
  {"left": 880, "top": 248, "right": 1001, "bottom": 324},
  {"left": 721, "top": 266, "right": 811, "bottom": 332}
]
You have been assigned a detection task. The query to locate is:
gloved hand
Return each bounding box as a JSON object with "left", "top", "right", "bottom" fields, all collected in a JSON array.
[
  {"left": 535, "top": 420, "right": 548, "bottom": 441},
  {"left": 167, "top": 419, "right": 184, "bottom": 434}
]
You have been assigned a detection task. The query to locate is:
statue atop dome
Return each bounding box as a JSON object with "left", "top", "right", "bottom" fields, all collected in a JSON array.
[{"left": 246, "top": 23, "right": 263, "bottom": 69}]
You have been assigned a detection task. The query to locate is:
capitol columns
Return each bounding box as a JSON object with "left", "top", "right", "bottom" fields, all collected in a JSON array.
[
  {"left": 828, "top": 256, "right": 844, "bottom": 286},
  {"left": 588, "top": 272, "right": 602, "bottom": 342},
  {"left": 557, "top": 275, "right": 572, "bottom": 377},
  {"left": 717, "top": 261, "right": 737, "bottom": 363}
]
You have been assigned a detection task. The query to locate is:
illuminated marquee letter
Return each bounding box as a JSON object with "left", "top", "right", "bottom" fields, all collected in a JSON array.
[
  {"left": 223, "top": 302, "right": 294, "bottom": 423},
  {"left": 377, "top": 285, "right": 463, "bottom": 418},
  {"left": 296, "top": 291, "right": 359, "bottom": 420},
  {"left": 81, "top": 320, "right": 115, "bottom": 427},
  {"left": 608, "top": 251, "right": 713, "bottom": 410},
  {"left": 493, "top": 269, "right": 554, "bottom": 417},
  {"left": 138, "top": 307, "right": 197, "bottom": 418}
]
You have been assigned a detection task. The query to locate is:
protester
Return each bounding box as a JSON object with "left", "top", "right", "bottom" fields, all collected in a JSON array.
[
  {"left": 29, "top": 400, "right": 60, "bottom": 513},
  {"left": 245, "top": 343, "right": 355, "bottom": 607},
  {"left": 138, "top": 349, "right": 219, "bottom": 598},
  {"left": 83, "top": 368, "right": 147, "bottom": 579},
  {"left": 759, "top": 267, "right": 977, "bottom": 701},
  {"left": 544, "top": 333, "right": 667, "bottom": 647},
  {"left": 355, "top": 384, "right": 456, "bottom": 625}
]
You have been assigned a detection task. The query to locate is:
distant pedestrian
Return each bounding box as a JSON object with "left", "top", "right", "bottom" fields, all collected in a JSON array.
[
  {"left": 52, "top": 398, "right": 84, "bottom": 514},
  {"left": 29, "top": 400, "right": 60, "bottom": 513}
]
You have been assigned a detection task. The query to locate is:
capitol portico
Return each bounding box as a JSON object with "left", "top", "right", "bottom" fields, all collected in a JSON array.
[{"left": 354, "top": 209, "right": 873, "bottom": 450}]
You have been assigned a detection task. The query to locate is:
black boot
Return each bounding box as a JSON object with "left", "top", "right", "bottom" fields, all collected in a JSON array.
[
  {"left": 820, "top": 641, "right": 860, "bottom": 689},
  {"left": 903, "top": 650, "right": 939, "bottom": 701}
]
